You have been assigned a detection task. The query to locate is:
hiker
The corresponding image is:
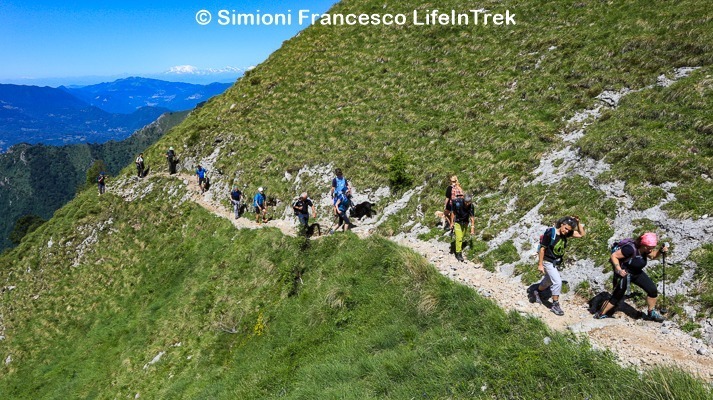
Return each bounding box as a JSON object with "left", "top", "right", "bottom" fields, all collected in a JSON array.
[
  {"left": 330, "top": 168, "right": 352, "bottom": 200},
  {"left": 443, "top": 175, "right": 458, "bottom": 230},
  {"left": 253, "top": 187, "right": 268, "bottom": 224},
  {"left": 135, "top": 153, "right": 145, "bottom": 178},
  {"left": 451, "top": 193, "right": 475, "bottom": 262},
  {"left": 230, "top": 186, "right": 243, "bottom": 219},
  {"left": 293, "top": 192, "right": 316, "bottom": 228},
  {"left": 166, "top": 147, "right": 177, "bottom": 174},
  {"left": 97, "top": 171, "right": 106, "bottom": 195},
  {"left": 594, "top": 232, "right": 669, "bottom": 322},
  {"left": 528, "top": 216, "right": 586, "bottom": 316},
  {"left": 447, "top": 175, "right": 464, "bottom": 229},
  {"left": 333, "top": 188, "right": 352, "bottom": 232},
  {"left": 196, "top": 165, "right": 207, "bottom": 193}
]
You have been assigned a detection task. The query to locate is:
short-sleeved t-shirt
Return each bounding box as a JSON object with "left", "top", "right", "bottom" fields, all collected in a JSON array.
[
  {"left": 294, "top": 198, "right": 313, "bottom": 215},
  {"left": 231, "top": 190, "right": 242, "bottom": 201},
  {"left": 621, "top": 244, "right": 647, "bottom": 274},
  {"left": 541, "top": 227, "right": 567, "bottom": 263}
]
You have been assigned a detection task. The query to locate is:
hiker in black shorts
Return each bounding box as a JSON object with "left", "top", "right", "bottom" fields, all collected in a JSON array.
[{"left": 595, "top": 232, "right": 668, "bottom": 322}]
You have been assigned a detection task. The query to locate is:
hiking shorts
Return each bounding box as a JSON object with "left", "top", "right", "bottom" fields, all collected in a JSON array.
[
  {"left": 254, "top": 206, "right": 264, "bottom": 214},
  {"left": 539, "top": 261, "right": 562, "bottom": 296},
  {"left": 198, "top": 177, "right": 206, "bottom": 186}
]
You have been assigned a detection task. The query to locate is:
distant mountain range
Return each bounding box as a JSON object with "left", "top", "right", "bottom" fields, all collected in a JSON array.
[
  {"left": 0, "top": 77, "right": 231, "bottom": 151},
  {"left": 61, "top": 77, "right": 232, "bottom": 114}
]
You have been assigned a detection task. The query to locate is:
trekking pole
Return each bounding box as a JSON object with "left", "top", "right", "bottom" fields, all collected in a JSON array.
[{"left": 660, "top": 242, "right": 669, "bottom": 314}]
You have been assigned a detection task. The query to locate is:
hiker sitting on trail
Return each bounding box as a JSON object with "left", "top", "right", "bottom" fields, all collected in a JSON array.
[
  {"left": 253, "top": 187, "right": 268, "bottom": 224},
  {"left": 230, "top": 186, "right": 243, "bottom": 219},
  {"left": 166, "top": 147, "right": 177, "bottom": 175},
  {"left": 97, "top": 171, "right": 106, "bottom": 195},
  {"left": 196, "top": 165, "right": 207, "bottom": 193},
  {"left": 528, "top": 216, "right": 586, "bottom": 316},
  {"left": 448, "top": 176, "right": 464, "bottom": 230},
  {"left": 293, "top": 192, "right": 316, "bottom": 229},
  {"left": 333, "top": 188, "right": 353, "bottom": 232},
  {"left": 595, "top": 232, "right": 668, "bottom": 322},
  {"left": 443, "top": 175, "right": 458, "bottom": 230},
  {"left": 135, "top": 153, "right": 145, "bottom": 178},
  {"left": 451, "top": 193, "right": 475, "bottom": 262},
  {"left": 330, "top": 168, "right": 352, "bottom": 200}
]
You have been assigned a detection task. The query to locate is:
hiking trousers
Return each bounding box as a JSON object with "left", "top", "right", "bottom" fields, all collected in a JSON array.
[
  {"left": 454, "top": 222, "right": 468, "bottom": 253},
  {"left": 538, "top": 261, "right": 562, "bottom": 296}
]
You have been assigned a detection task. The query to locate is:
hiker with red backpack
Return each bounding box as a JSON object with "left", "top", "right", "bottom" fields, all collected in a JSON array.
[
  {"left": 528, "top": 216, "right": 586, "bottom": 316},
  {"left": 594, "top": 232, "right": 669, "bottom": 322}
]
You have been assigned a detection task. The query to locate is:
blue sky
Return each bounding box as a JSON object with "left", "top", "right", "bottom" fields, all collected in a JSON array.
[{"left": 0, "top": 0, "right": 337, "bottom": 86}]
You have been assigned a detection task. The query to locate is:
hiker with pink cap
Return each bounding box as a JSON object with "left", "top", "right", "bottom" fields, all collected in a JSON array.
[{"left": 595, "top": 232, "right": 669, "bottom": 322}]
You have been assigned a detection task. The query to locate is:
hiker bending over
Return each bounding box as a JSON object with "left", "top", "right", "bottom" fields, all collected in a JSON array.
[
  {"left": 333, "top": 189, "right": 352, "bottom": 232},
  {"left": 135, "top": 153, "right": 145, "bottom": 178},
  {"left": 330, "top": 168, "right": 352, "bottom": 200},
  {"left": 230, "top": 186, "right": 243, "bottom": 219},
  {"left": 196, "top": 165, "right": 207, "bottom": 193},
  {"left": 97, "top": 171, "right": 107, "bottom": 195},
  {"left": 253, "top": 187, "right": 268, "bottom": 224},
  {"left": 451, "top": 193, "right": 475, "bottom": 262},
  {"left": 166, "top": 147, "right": 177, "bottom": 174},
  {"left": 595, "top": 232, "right": 668, "bottom": 322},
  {"left": 293, "top": 192, "right": 316, "bottom": 229},
  {"left": 528, "top": 216, "right": 586, "bottom": 316}
]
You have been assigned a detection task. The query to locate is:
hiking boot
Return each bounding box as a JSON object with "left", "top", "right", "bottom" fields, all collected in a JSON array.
[
  {"left": 593, "top": 312, "right": 610, "bottom": 319},
  {"left": 455, "top": 252, "right": 464, "bottom": 262},
  {"left": 550, "top": 301, "right": 564, "bottom": 316},
  {"left": 643, "top": 309, "right": 665, "bottom": 323}
]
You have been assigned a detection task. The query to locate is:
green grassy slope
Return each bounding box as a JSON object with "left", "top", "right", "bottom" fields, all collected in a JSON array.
[
  {"left": 0, "top": 111, "right": 189, "bottom": 250},
  {"left": 0, "top": 178, "right": 707, "bottom": 398}
]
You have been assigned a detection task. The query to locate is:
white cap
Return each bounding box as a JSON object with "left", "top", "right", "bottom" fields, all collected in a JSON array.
[{"left": 258, "top": 187, "right": 263, "bottom": 192}]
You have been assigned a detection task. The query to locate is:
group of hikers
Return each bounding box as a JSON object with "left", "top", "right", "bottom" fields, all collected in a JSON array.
[
  {"left": 225, "top": 168, "right": 353, "bottom": 234},
  {"left": 100, "top": 149, "right": 670, "bottom": 324},
  {"left": 443, "top": 175, "right": 669, "bottom": 322}
]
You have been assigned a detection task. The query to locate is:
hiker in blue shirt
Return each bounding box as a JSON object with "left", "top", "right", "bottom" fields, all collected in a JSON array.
[
  {"left": 333, "top": 188, "right": 353, "bottom": 233},
  {"left": 196, "top": 165, "right": 207, "bottom": 193},
  {"left": 330, "top": 168, "right": 352, "bottom": 200},
  {"left": 230, "top": 186, "right": 243, "bottom": 219},
  {"left": 253, "top": 187, "right": 268, "bottom": 224}
]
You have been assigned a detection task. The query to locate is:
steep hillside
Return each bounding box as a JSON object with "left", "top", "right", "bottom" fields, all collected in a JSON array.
[
  {"left": 139, "top": 0, "right": 711, "bottom": 314},
  {"left": 0, "top": 178, "right": 707, "bottom": 398},
  {"left": 0, "top": 111, "right": 189, "bottom": 250},
  {"left": 0, "top": 0, "right": 712, "bottom": 397}
]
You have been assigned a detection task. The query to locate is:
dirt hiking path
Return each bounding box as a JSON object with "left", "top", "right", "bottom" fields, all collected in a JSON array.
[{"left": 154, "top": 172, "right": 713, "bottom": 381}]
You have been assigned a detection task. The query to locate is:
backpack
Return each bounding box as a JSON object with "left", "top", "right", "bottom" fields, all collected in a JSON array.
[
  {"left": 537, "top": 227, "right": 557, "bottom": 253},
  {"left": 611, "top": 238, "right": 637, "bottom": 265},
  {"left": 253, "top": 193, "right": 265, "bottom": 208},
  {"left": 334, "top": 177, "right": 348, "bottom": 195},
  {"left": 337, "top": 194, "right": 351, "bottom": 212}
]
